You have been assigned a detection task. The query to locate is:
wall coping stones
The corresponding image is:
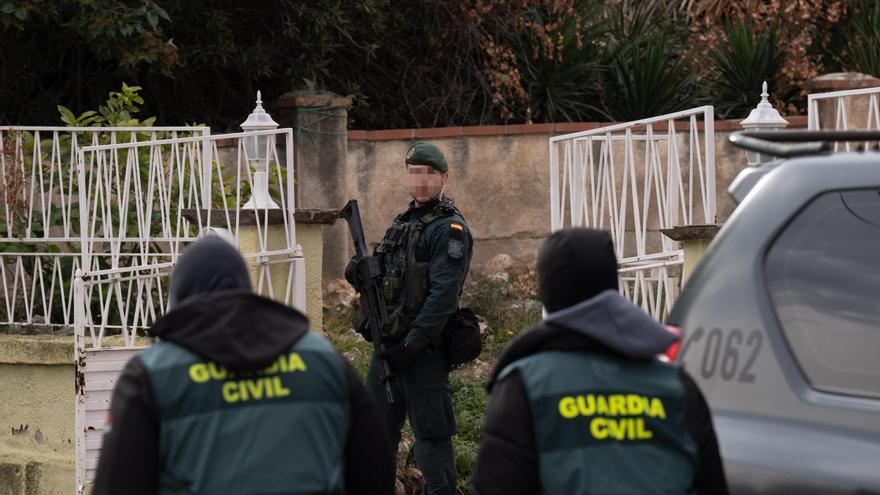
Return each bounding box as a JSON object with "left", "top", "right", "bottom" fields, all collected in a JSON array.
[
  {"left": 0, "top": 336, "right": 72, "bottom": 365},
  {"left": 804, "top": 72, "right": 880, "bottom": 92},
  {"left": 346, "top": 116, "right": 808, "bottom": 142},
  {"left": 214, "top": 117, "right": 811, "bottom": 146},
  {"left": 180, "top": 208, "right": 340, "bottom": 226},
  {"left": 660, "top": 224, "right": 722, "bottom": 242}
]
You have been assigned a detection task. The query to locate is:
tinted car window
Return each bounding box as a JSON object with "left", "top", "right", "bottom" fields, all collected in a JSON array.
[{"left": 765, "top": 189, "right": 880, "bottom": 399}]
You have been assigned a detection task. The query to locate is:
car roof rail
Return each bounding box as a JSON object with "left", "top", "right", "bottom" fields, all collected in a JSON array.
[{"left": 730, "top": 130, "right": 880, "bottom": 158}]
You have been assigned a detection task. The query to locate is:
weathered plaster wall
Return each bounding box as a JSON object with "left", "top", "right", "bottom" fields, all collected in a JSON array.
[
  {"left": 0, "top": 336, "right": 75, "bottom": 494},
  {"left": 234, "top": 222, "right": 324, "bottom": 331},
  {"left": 296, "top": 223, "right": 324, "bottom": 330},
  {"left": 345, "top": 132, "right": 553, "bottom": 271}
]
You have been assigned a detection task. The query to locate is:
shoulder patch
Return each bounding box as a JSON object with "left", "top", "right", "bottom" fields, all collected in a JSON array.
[
  {"left": 447, "top": 222, "right": 466, "bottom": 260},
  {"left": 448, "top": 237, "right": 465, "bottom": 260}
]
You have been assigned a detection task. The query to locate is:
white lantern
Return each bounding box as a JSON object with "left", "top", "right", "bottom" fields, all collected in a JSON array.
[
  {"left": 740, "top": 81, "right": 789, "bottom": 165},
  {"left": 240, "top": 91, "right": 280, "bottom": 209}
]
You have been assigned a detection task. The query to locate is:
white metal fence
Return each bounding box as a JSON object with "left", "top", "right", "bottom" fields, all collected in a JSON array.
[
  {"left": 808, "top": 86, "right": 880, "bottom": 150},
  {"left": 69, "top": 128, "right": 305, "bottom": 491},
  {"left": 549, "top": 106, "right": 716, "bottom": 319},
  {"left": 0, "top": 126, "right": 210, "bottom": 329}
]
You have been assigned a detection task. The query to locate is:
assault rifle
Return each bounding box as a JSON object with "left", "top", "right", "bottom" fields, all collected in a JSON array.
[{"left": 339, "top": 200, "right": 395, "bottom": 404}]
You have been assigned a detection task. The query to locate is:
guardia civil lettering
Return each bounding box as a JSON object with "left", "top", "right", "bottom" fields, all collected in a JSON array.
[
  {"left": 558, "top": 393, "right": 667, "bottom": 441},
  {"left": 187, "top": 352, "right": 308, "bottom": 403}
]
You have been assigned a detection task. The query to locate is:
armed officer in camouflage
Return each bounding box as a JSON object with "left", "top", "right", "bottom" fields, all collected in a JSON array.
[{"left": 346, "top": 141, "right": 473, "bottom": 495}]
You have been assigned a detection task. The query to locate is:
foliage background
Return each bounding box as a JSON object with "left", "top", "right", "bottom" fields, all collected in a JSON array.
[{"left": 0, "top": 0, "right": 875, "bottom": 130}]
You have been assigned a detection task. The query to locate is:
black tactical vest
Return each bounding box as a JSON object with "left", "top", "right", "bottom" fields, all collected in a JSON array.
[{"left": 375, "top": 197, "right": 467, "bottom": 336}]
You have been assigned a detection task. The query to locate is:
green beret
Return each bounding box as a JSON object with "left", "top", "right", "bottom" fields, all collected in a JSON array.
[{"left": 405, "top": 141, "right": 448, "bottom": 172}]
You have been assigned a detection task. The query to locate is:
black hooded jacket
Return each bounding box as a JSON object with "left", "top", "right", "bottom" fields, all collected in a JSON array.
[
  {"left": 468, "top": 290, "right": 728, "bottom": 495},
  {"left": 92, "top": 238, "right": 394, "bottom": 495}
]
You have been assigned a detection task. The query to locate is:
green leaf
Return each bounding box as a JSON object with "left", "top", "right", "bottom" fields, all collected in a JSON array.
[
  {"left": 153, "top": 4, "right": 170, "bottom": 21},
  {"left": 79, "top": 116, "right": 99, "bottom": 126},
  {"left": 14, "top": 7, "right": 26, "bottom": 20},
  {"left": 57, "top": 105, "right": 76, "bottom": 126},
  {"left": 2, "top": 3, "right": 15, "bottom": 14},
  {"left": 147, "top": 11, "right": 158, "bottom": 29}
]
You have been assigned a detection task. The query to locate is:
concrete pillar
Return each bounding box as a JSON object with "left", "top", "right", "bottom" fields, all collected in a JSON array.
[
  {"left": 660, "top": 224, "right": 721, "bottom": 285},
  {"left": 272, "top": 92, "right": 352, "bottom": 288},
  {"left": 805, "top": 72, "right": 880, "bottom": 130},
  {"left": 236, "top": 219, "right": 298, "bottom": 312}
]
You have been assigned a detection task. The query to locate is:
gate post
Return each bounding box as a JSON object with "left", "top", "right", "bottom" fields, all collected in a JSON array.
[
  {"left": 660, "top": 225, "right": 721, "bottom": 285},
  {"left": 272, "top": 92, "right": 352, "bottom": 287},
  {"left": 73, "top": 270, "right": 87, "bottom": 495}
]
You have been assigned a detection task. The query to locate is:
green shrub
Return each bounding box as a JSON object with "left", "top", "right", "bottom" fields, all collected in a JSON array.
[
  {"left": 838, "top": 0, "right": 880, "bottom": 77},
  {"left": 598, "top": 3, "right": 695, "bottom": 121},
  {"left": 703, "top": 21, "right": 782, "bottom": 119},
  {"left": 602, "top": 38, "right": 695, "bottom": 121},
  {"left": 516, "top": 4, "right": 606, "bottom": 122}
]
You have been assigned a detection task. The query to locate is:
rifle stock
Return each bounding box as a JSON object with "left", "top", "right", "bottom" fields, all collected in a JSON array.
[{"left": 339, "top": 200, "right": 395, "bottom": 404}]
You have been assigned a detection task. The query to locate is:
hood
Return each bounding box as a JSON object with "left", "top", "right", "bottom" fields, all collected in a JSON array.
[
  {"left": 167, "top": 236, "right": 252, "bottom": 308},
  {"left": 544, "top": 289, "right": 676, "bottom": 358},
  {"left": 487, "top": 290, "right": 677, "bottom": 390},
  {"left": 538, "top": 228, "right": 618, "bottom": 313},
  {"left": 149, "top": 291, "right": 310, "bottom": 371}
]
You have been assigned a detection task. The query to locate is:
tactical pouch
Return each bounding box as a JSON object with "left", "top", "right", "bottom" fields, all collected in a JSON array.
[
  {"left": 387, "top": 306, "right": 411, "bottom": 337},
  {"left": 444, "top": 308, "right": 482, "bottom": 365},
  {"left": 406, "top": 261, "right": 430, "bottom": 307},
  {"left": 383, "top": 274, "right": 402, "bottom": 303}
]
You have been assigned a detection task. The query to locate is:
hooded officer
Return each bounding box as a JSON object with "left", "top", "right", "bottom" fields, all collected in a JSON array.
[
  {"left": 346, "top": 141, "right": 472, "bottom": 495},
  {"left": 468, "top": 228, "right": 728, "bottom": 495},
  {"left": 93, "top": 237, "right": 394, "bottom": 495}
]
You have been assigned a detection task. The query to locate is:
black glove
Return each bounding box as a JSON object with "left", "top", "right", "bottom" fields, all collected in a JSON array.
[
  {"left": 344, "top": 255, "right": 364, "bottom": 291},
  {"left": 345, "top": 255, "right": 383, "bottom": 293},
  {"left": 378, "top": 341, "right": 419, "bottom": 370}
]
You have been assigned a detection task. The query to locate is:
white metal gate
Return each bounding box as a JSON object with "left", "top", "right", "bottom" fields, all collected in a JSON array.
[
  {"left": 0, "top": 126, "right": 209, "bottom": 329},
  {"left": 549, "top": 107, "right": 717, "bottom": 320},
  {"left": 70, "top": 128, "right": 305, "bottom": 493},
  {"left": 808, "top": 86, "right": 880, "bottom": 151}
]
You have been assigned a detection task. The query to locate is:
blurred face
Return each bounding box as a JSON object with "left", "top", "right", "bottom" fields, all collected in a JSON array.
[{"left": 405, "top": 164, "right": 448, "bottom": 204}]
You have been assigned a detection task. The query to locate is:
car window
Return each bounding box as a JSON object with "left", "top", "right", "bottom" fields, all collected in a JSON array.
[{"left": 765, "top": 189, "right": 880, "bottom": 399}]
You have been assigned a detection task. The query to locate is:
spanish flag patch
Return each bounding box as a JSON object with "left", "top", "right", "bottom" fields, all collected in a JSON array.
[{"left": 448, "top": 222, "right": 465, "bottom": 259}]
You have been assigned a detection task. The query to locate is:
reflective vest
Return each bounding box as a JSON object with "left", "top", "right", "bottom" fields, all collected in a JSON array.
[
  {"left": 138, "top": 332, "right": 350, "bottom": 495},
  {"left": 500, "top": 350, "right": 698, "bottom": 495}
]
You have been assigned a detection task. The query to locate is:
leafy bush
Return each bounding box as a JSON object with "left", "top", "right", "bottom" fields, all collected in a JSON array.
[
  {"left": 703, "top": 22, "right": 783, "bottom": 119},
  {"left": 513, "top": 4, "right": 605, "bottom": 123},
  {"left": 58, "top": 82, "right": 156, "bottom": 127},
  {"left": 838, "top": 0, "right": 880, "bottom": 77},
  {"left": 684, "top": 0, "right": 848, "bottom": 115},
  {"left": 602, "top": 38, "right": 694, "bottom": 121},
  {"left": 598, "top": 3, "right": 695, "bottom": 121}
]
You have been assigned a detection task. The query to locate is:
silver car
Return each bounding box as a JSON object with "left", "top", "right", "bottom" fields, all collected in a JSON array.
[{"left": 669, "top": 131, "right": 880, "bottom": 495}]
